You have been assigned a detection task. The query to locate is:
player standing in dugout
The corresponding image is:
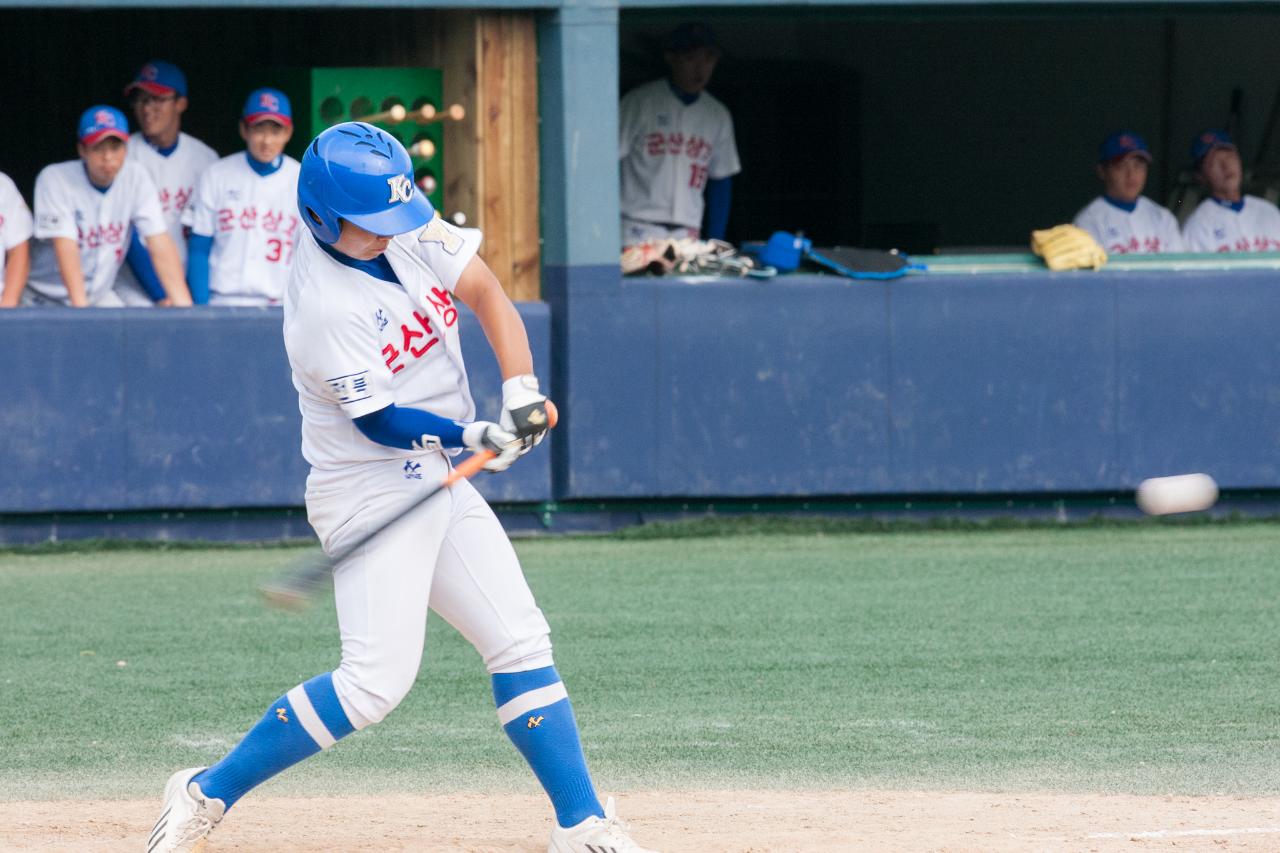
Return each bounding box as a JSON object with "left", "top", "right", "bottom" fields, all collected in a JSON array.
[
  {"left": 147, "top": 122, "right": 659, "bottom": 853},
  {"left": 116, "top": 60, "right": 218, "bottom": 306},
  {"left": 619, "top": 21, "right": 741, "bottom": 246}
]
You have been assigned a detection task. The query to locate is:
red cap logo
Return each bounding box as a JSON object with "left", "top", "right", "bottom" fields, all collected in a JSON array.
[
  {"left": 259, "top": 92, "right": 280, "bottom": 112},
  {"left": 141, "top": 63, "right": 158, "bottom": 81},
  {"left": 95, "top": 109, "right": 116, "bottom": 127}
]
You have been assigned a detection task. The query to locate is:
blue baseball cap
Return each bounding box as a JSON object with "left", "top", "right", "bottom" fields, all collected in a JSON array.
[
  {"left": 666, "top": 22, "right": 718, "bottom": 52},
  {"left": 243, "top": 88, "right": 293, "bottom": 127},
  {"left": 1098, "top": 131, "right": 1151, "bottom": 164},
  {"left": 124, "top": 60, "right": 188, "bottom": 98},
  {"left": 1191, "top": 129, "right": 1236, "bottom": 167},
  {"left": 78, "top": 105, "right": 129, "bottom": 146}
]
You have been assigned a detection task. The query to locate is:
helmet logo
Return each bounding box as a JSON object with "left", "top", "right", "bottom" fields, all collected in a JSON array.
[{"left": 387, "top": 174, "right": 414, "bottom": 204}]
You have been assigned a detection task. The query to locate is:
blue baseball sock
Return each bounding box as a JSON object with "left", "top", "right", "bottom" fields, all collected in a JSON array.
[
  {"left": 193, "top": 672, "right": 355, "bottom": 809},
  {"left": 493, "top": 665, "right": 604, "bottom": 828}
]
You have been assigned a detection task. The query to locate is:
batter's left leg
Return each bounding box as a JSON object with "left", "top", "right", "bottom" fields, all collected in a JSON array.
[{"left": 430, "top": 479, "right": 605, "bottom": 829}]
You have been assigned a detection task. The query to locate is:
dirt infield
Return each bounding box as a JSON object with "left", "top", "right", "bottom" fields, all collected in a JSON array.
[{"left": 5, "top": 790, "right": 1280, "bottom": 852}]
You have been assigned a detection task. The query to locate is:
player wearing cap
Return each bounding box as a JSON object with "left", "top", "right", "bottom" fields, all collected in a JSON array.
[
  {"left": 116, "top": 60, "right": 218, "bottom": 305},
  {"left": 1181, "top": 129, "right": 1280, "bottom": 252},
  {"left": 146, "top": 122, "right": 658, "bottom": 853},
  {"left": 21, "top": 106, "right": 191, "bottom": 307},
  {"left": 619, "top": 21, "right": 741, "bottom": 246},
  {"left": 0, "top": 171, "right": 33, "bottom": 307},
  {"left": 1073, "top": 131, "right": 1184, "bottom": 254},
  {"left": 183, "top": 88, "right": 301, "bottom": 305}
]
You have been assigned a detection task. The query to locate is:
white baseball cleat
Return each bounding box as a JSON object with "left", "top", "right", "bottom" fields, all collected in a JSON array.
[
  {"left": 547, "top": 797, "right": 660, "bottom": 853},
  {"left": 147, "top": 767, "right": 225, "bottom": 853}
]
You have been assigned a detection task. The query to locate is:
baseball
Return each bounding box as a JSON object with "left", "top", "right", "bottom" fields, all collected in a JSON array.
[{"left": 1136, "top": 473, "right": 1218, "bottom": 516}]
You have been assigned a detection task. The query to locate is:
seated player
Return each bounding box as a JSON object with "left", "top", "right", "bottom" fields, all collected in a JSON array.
[
  {"left": 1181, "top": 129, "right": 1280, "bottom": 252},
  {"left": 185, "top": 88, "right": 301, "bottom": 305},
  {"left": 1073, "top": 131, "right": 1183, "bottom": 254},
  {"left": 619, "top": 22, "right": 740, "bottom": 246},
  {"left": 115, "top": 60, "right": 219, "bottom": 305},
  {"left": 0, "top": 170, "right": 33, "bottom": 307},
  {"left": 22, "top": 106, "right": 191, "bottom": 307}
]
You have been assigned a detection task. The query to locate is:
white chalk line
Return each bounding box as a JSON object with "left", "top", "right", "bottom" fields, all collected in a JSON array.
[{"left": 1088, "top": 826, "right": 1280, "bottom": 839}]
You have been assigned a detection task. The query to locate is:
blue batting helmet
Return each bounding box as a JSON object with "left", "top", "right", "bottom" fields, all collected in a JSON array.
[{"left": 297, "top": 122, "right": 435, "bottom": 244}]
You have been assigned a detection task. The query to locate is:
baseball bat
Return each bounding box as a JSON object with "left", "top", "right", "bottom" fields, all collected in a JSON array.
[
  {"left": 259, "top": 400, "right": 557, "bottom": 610},
  {"left": 359, "top": 104, "right": 408, "bottom": 125},
  {"left": 414, "top": 104, "right": 465, "bottom": 125}
]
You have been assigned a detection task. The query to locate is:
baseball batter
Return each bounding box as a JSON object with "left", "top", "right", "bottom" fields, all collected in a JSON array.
[
  {"left": 619, "top": 22, "right": 740, "bottom": 245},
  {"left": 116, "top": 60, "right": 218, "bottom": 305},
  {"left": 149, "top": 123, "right": 658, "bottom": 853},
  {"left": 1181, "top": 130, "right": 1280, "bottom": 252},
  {"left": 1074, "top": 132, "right": 1184, "bottom": 254},
  {"left": 0, "top": 170, "right": 33, "bottom": 308},
  {"left": 184, "top": 88, "right": 301, "bottom": 305},
  {"left": 23, "top": 106, "right": 191, "bottom": 307}
]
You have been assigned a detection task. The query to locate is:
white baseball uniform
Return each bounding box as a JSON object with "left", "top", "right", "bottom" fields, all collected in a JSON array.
[
  {"left": 114, "top": 132, "right": 218, "bottom": 305},
  {"left": 619, "top": 78, "right": 740, "bottom": 244},
  {"left": 284, "top": 217, "right": 550, "bottom": 728},
  {"left": 1181, "top": 195, "right": 1280, "bottom": 252},
  {"left": 186, "top": 154, "right": 302, "bottom": 306},
  {"left": 1074, "top": 196, "right": 1185, "bottom": 254},
  {"left": 0, "top": 171, "right": 34, "bottom": 274},
  {"left": 26, "top": 160, "right": 166, "bottom": 306}
]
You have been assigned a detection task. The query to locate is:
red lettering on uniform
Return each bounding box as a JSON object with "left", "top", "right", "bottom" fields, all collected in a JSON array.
[
  {"left": 1142, "top": 237, "right": 1162, "bottom": 253},
  {"left": 239, "top": 207, "right": 258, "bottom": 230},
  {"left": 266, "top": 238, "right": 284, "bottom": 263},
  {"left": 645, "top": 132, "right": 665, "bottom": 156},
  {"left": 217, "top": 209, "right": 235, "bottom": 232},
  {"left": 283, "top": 215, "right": 299, "bottom": 237},
  {"left": 666, "top": 132, "right": 685, "bottom": 155},
  {"left": 104, "top": 223, "right": 124, "bottom": 245},
  {"left": 426, "top": 288, "right": 458, "bottom": 326},
  {"left": 382, "top": 343, "right": 405, "bottom": 374},
  {"left": 1235, "top": 238, "right": 1251, "bottom": 251},
  {"left": 158, "top": 188, "right": 171, "bottom": 213},
  {"left": 688, "top": 163, "right": 708, "bottom": 190},
  {"left": 174, "top": 187, "right": 191, "bottom": 212},
  {"left": 262, "top": 211, "right": 281, "bottom": 233}
]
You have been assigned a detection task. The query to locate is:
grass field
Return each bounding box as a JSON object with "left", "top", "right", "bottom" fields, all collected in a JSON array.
[{"left": 2, "top": 519, "right": 1278, "bottom": 811}]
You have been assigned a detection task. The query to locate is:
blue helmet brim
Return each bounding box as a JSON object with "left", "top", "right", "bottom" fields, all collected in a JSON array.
[{"left": 341, "top": 192, "right": 435, "bottom": 238}]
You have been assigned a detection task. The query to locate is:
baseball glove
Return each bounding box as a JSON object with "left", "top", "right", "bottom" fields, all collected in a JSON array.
[{"left": 1031, "top": 224, "right": 1108, "bottom": 271}]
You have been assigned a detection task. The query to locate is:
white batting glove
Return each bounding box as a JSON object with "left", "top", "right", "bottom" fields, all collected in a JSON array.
[
  {"left": 499, "top": 374, "right": 549, "bottom": 457},
  {"left": 462, "top": 421, "right": 521, "bottom": 472}
]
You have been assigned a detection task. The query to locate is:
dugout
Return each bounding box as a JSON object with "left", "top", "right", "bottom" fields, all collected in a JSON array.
[{"left": 6, "top": 1, "right": 1280, "bottom": 539}]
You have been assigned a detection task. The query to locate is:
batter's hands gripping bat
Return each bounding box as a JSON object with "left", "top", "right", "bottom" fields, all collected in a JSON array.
[{"left": 259, "top": 399, "right": 557, "bottom": 610}]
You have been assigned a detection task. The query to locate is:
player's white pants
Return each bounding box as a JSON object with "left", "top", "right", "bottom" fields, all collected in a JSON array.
[
  {"left": 305, "top": 453, "right": 553, "bottom": 730},
  {"left": 621, "top": 215, "right": 699, "bottom": 246}
]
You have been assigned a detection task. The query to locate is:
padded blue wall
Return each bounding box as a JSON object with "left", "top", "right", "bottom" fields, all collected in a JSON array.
[
  {"left": 4, "top": 270, "right": 1279, "bottom": 514},
  {"left": 0, "top": 304, "right": 552, "bottom": 511},
  {"left": 552, "top": 269, "right": 1280, "bottom": 498}
]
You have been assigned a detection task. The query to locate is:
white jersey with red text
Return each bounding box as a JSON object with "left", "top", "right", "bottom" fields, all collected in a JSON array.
[
  {"left": 0, "top": 171, "right": 34, "bottom": 272},
  {"left": 1181, "top": 195, "right": 1280, "bottom": 252},
  {"left": 284, "top": 214, "right": 483, "bottom": 471},
  {"left": 26, "top": 160, "right": 166, "bottom": 305},
  {"left": 187, "top": 153, "right": 302, "bottom": 305},
  {"left": 619, "top": 78, "right": 740, "bottom": 238},
  {"left": 115, "top": 131, "right": 218, "bottom": 304},
  {"left": 1073, "top": 196, "right": 1185, "bottom": 254}
]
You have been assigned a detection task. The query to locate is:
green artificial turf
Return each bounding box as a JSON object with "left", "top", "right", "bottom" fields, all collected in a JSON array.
[{"left": 0, "top": 523, "right": 1277, "bottom": 800}]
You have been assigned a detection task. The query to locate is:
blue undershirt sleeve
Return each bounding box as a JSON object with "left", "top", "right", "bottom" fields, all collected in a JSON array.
[
  {"left": 125, "top": 230, "right": 167, "bottom": 302},
  {"left": 705, "top": 176, "right": 732, "bottom": 241},
  {"left": 353, "top": 403, "right": 468, "bottom": 451},
  {"left": 186, "top": 233, "right": 213, "bottom": 305}
]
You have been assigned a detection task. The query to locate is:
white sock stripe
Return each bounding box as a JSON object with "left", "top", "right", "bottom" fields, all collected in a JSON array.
[
  {"left": 286, "top": 684, "right": 337, "bottom": 749},
  {"left": 495, "top": 681, "right": 569, "bottom": 726}
]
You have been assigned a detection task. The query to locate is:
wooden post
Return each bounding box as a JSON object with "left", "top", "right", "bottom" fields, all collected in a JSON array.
[{"left": 439, "top": 11, "right": 541, "bottom": 302}]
